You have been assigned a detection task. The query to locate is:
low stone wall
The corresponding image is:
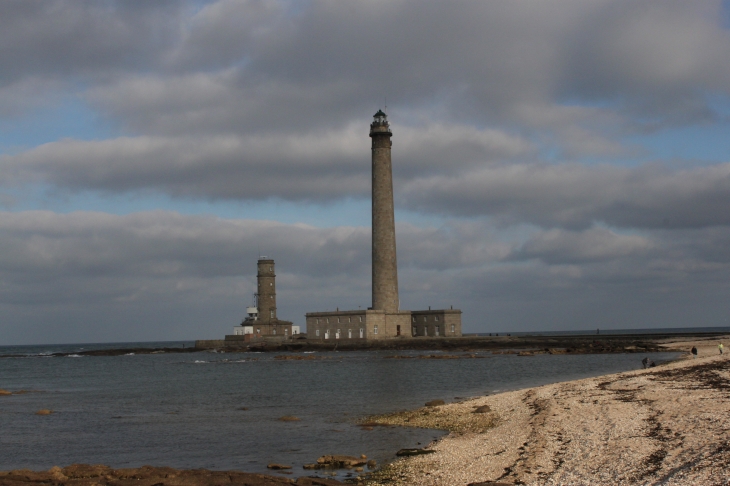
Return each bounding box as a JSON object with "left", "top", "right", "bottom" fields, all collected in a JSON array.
[{"left": 194, "top": 340, "right": 225, "bottom": 349}]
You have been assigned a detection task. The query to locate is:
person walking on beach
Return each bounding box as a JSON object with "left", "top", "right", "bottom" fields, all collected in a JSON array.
[
  {"left": 642, "top": 357, "right": 649, "bottom": 369},
  {"left": 691, "top": 346, "right": 698, "bottom": 359},
  {"left": 719, "top": 343, "right": 724, "bottom": 355}
]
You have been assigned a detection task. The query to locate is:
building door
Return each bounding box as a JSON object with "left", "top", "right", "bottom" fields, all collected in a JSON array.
[
  {"left": 348, "top": 329, "right": 352, "bottom": 338},
  {"left": 359, "top": 328, "right": 364, "bottom": 338},
  {"left": 396, "top": 325, "right": 401, "bottom": 336}
]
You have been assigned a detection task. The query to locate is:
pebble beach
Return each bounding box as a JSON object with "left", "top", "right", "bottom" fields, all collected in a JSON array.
[{"left": 366, "top": 336, "right": 730, "bottom": 485}]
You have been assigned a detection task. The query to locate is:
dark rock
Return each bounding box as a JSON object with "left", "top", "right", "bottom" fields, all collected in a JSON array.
[
  {"left": 472, "top": 405, "right": 492, "bottom": 413},
  {"left": 267, "top": 464, "right": 291, "bottom": 470},
  {"left": 278, "top": 415, "right": 300, "bottom": 421},
  {"left": 316, "top": 455, "right": 365, "bottom": 468},
  {"left": 395, "top": 448, "right": 437, "bottom": 457},
  {"left": 425, "top": 399, "right": 445, "bottom": 407},
  {"left": 296, "top": 477, "right": 346, "bottom": 485}
]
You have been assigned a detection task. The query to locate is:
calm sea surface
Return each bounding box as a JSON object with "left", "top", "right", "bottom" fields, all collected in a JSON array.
[{"left": 0, "top": 342, "right": 680, "bottom": 478}]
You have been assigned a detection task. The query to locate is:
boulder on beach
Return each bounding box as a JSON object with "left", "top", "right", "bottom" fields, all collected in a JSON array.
[
  {"left": 316, "top": 455, "right": 366, "bottom": 468},
  {"left": 396, "top": 448, "right": 436, "bottom": 457},
  {"left": 472, "top": 405, "right": 492, "bottom": 413},
  {"left": 267, "top": 463, "right": 291, "bottom": 470},
  {"left": 35, "top": 409, "right": 53, "bottom": 415},
  {"left": 425, "top": 399, "right": 445, "bottom": 407}
]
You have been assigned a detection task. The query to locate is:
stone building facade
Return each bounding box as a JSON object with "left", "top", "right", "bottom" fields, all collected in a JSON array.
[{"left": 306, "top": 111, "right": 463, "bottom": 340}]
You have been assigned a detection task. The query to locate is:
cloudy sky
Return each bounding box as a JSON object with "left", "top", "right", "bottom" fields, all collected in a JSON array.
[{"left": 2, "top": 1, "right": 730, "bottom": 345}]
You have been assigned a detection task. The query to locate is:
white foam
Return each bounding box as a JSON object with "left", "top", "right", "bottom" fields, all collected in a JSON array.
[{"left": 66, "top": 354, "right": 83, "bottom": 358}]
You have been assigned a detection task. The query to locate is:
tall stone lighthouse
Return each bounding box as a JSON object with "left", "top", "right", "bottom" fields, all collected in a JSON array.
[
  {"left": 370, "top": 110, "right": 399, "bottom": 313},
  {"left": 305, "top": 110, "right": 462, "bottom": 341}
]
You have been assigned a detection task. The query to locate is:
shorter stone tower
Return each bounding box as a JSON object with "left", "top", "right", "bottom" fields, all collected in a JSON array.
[
  {"left": 227, "top": 257, "right": 296, "bottom": 341},
  {"left": 256, "top": 258, "right": 276, "bottom": 323}
]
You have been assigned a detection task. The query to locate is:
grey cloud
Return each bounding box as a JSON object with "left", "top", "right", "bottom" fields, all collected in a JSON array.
[
  {"left": 401, "top": 162, "right": 730, "bottom": 229},
  {"left": 0, "top": 1, "right": 182, "bottom": 84},
  {"left": 0, "top": 123, "right": 531, "bottom": 201},
  {"left": 558, "top": 1, "right": 730, "bottom": 126},
  {"left": 72, "top": 1, "right": 730, "bottom": 140}
]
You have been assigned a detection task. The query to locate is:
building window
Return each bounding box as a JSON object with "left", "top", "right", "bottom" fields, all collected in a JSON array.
[
  {"left": 423, "top": 317, "right": 427, "bottom": 322},
  {"left": 326, "top": 318, "right": 329, "bottom": 324},
  {"left": 284, "top": 328, "right": 288, "bottom": 336},
  {"left": 270, "top": 310, "right": 274, "bottom": 318},
  {"left": 316, "top": 329, "right": 320, "bottom": 337},
  {"left": 336, "top": 329, "right": 341, "bottom": 339},
  {"left": 412, "top": 317, "right": 416, "bottom": 322},
  {"left": 325, "top": 330, "right": 330, "bottom": 339},
  {"left": 269, "top": 266, "right": 272, "bottom": 271},
  {"left": 374, "top": 325, "right": 378, "bottom": 335},
  {"left": 348, "top": 329, "right": 352, "bottom": 338},
  {"left": 337, "top": 317, "right": 340, "bottom": 324},
  {"left": 412, "top": 327, "right": 416, "bottom": 336},
  {"left": 270, "top": 296, "right": 273, "bottom": 299},
  {"left": 451, "top": 324, "right": 455, "bottom": 333},
  {"left": 348, "top": 317, "right": 351, "bottom": 323},
  {"left": 424, "top": 327, "right": 428, "bottom": 336},
  {"left": 257, "top": 328, "right": 261, "bottom": 334},
  {"left": 270, "top": 283, "right": 273, "bottom": 286},
  {"left": 435, "top": 316, "right": 439, "bottom": 322},
  {"left": 359, "top": 316, "right": 362, "bottom": 323},
  {"left": 360, "top": 328, "right": 364, "bottom": 338},
  {"left": 435, "top": 326, "right": 440, "bottom": 336},
  {"left": 272, "top": 328, "right": 276, "bottom": 335},
  {"left": 316, "top": 318, "right": 320, "bottom": 324}
]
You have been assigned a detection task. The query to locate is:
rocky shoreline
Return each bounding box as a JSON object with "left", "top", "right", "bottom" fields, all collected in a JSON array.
[
  {"left": 0, "top": 464, "right": 346, "bottom": 486},
  {"left": 362, "top": 336, "right": 730, "bottom": 485},
  {"left": 3, "top": 332, "right": 725, "bottom": 358}
]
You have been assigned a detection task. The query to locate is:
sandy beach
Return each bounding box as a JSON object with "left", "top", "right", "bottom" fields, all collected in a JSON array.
[{"left": 366, "top": 336, "right": 730, "bottom": 485}]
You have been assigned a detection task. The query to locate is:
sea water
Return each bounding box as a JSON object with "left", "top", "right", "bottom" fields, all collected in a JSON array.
[{"left": 0, "top": 342, "right": 680, "bottom": 478}]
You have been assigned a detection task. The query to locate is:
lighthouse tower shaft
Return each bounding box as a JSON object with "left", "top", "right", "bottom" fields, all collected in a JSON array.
[{"left": 370, "top": 111, "right": 399, "bottom": 313}]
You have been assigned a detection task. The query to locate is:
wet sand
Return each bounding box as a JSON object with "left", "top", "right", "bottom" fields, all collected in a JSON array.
[{"left": 365, "top": 335, "right": 730, "bottom": 485}]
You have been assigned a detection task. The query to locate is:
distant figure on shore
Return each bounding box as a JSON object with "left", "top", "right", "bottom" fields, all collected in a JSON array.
[
  {"left": 642, "top": 357, "right": 649, "bottom": 369},
  {"left": 719, "top": 343, "right": 724, "bottom": 355},
  {"left": 691, "top": 346, "right": 697, "bottom": 359}
]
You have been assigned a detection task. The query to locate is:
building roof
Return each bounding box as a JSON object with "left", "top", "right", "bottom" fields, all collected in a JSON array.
[{"left": 373, "top": 109, "right": 386, "bottom": 117}]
